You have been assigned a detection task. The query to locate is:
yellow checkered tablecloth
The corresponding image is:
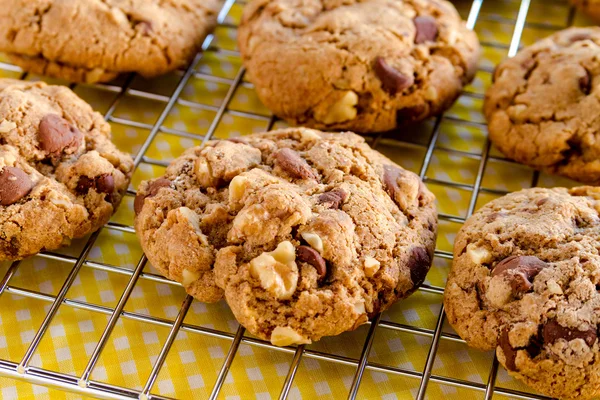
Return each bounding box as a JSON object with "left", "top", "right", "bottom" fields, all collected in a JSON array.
[{"left": 0, "top": 0, "right": 593, "bottom": 399}]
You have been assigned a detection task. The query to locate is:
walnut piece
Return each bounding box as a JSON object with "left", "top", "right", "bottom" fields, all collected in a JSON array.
[
  {"left": 177, "top": 207, "right": 209, "bottom": 246},
  {"left": 270, "top": 326, "right": 311, "bottom": 347},
  {"left": 364, "top": 256, "right": 381, "bottom": 277},
  {"left": 195, "top": 157, "right": 214, "bottom": 187},
  {"left": 467, "top": 244, "right": 492, "bottom": 265},
  {"left": 301, "top": 232, "right": 323, "bottom": 253},
  {"left": 320, "top": 91, "right": 358, "bottom": 124},
  {"left": 228, "top": 174, "right": 249, "bottom": 204},
  {"left": 0, "top": 120, "right": 16, "bottom": 133},
  {"left": 181, "top": 269, "right": 201, "bottom": 287},
  {"left": 249, "top": 241, "right": 299, "bottom": 300}
]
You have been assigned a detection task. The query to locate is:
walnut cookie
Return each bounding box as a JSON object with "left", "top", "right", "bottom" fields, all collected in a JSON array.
[
  {"left": 0, "top": 79, "right": 133, "bottom": 261},
  {"left": 484, "top": 27, "right": 600, "bottom": 185},
  {"left": 134, "top": 128, "right": 437, "bottom": 346},
  {"left": 444, "top": 187, "right": 600, "bottom": 400},
  {"left": 0, "top": 0, "right": 222, "bottom": 83},
  {"left": 238, "top": 0, "right": 480, "bottom": 133}
]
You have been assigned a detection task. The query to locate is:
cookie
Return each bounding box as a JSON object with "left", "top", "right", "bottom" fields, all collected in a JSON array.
[
  {"left": 484, "top": 27, "right": 600, "bottom": 185},
  {"left": 134, "top": 128, "right": 437, "bottom": 345},
  {"left": 571, "top": 0, "right": 600, "bottom": 22},
  {"left": 238, "top": 0, "right": 480, "bottom": 133},
  {"left": 0, "top": 0, "right": 222, "bottom": 83},
  {"left": 444, "top": 187, "right": 600, "bottom": 400},
  {"left": 0, "top": 79, "right": 133, "bottom": 261}
]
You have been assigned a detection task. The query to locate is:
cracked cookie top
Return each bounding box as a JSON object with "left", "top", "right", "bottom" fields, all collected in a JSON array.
[
  {"left": 134, "top": 128, "right": 437, "bottom": 345},
  {"left": 238, "top": 0, "right": 480, "bottom": 133},
  {"left": 0, "top": 0, "right": 222, "bottom": 83},
  {"left": 485, "top": 27, "right": 600, "bottom": 185},
  {"left": 444, "top": 187, "right": 600, "bottom": 400},
  {"left": 0, "top": 79, "right": 133, "bottom": 261}
]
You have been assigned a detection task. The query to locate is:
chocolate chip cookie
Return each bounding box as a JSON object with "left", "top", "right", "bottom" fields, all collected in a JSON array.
[
  {"left": 0, "top": 0, "right": 222, "bottom": 83},
  {"left": 484, "top": 27, "right": 600, "bottom": 185},
  {"left": 134, "top": 128, "right": 437, "bottom": 345},
  {"left": 0, "top": 79, "right": 133, "bottom": 261},
  {"left": 571, "top": 0, "right": 600, "bottom": 22},
  {"left": 444, "top": 187, "right": 600, "bottom": 400},
  {"left": 238, "top": 0, "right": 480, "bottom": 133}
]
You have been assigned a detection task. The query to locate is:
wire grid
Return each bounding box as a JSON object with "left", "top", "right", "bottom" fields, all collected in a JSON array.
[{"left": 0, "top": 0, "right": 585, "bottom": 398}]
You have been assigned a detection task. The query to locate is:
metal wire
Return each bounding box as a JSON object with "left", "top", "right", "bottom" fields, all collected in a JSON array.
[{"left": 0, "top": 0, "right": 573, "bottom": 398}]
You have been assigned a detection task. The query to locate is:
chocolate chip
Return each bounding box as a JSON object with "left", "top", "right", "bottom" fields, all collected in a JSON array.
[
  {"left": 38, "top": 114, "right": 82, "bottom": 156},
  {"left": 414, "top": 16, "right": 438, "bottom": 44},
  {"left": 499, "top": 326, "right": 546, "bottom": 371},
  {"left": 525, "top": 327, "right": 543, "bottom": 359},
  {"left": 492, "top": 256, "right": 548, "bottom": 293},
  {"left": 133, "top": 196, "right": 145, "bottom": 215},
  {"left": 499, "top": 328, "right": 518, "bottom": 371},
  {"left": 0, "top": 167, "right": 33, "bottom": 206},
  {"left": 536, "top": 198, "right": 548, "bottom": 206},
  {"left": 408, "top": 247, "right": 431, "bottom": 287},
  {"left": 76, "top": 174, "right": 115, "bottom": 195},
  {"left": 134, "top": 178, "right": 171, "bottom": 215},
  {"left": 273, "top": 148, "right": 317, "bottom": 180},
  {"left": 543, "top": 320, "right": 597, "bottom": 347},
  {"left": 76, "top": 176, "right": 94, "bottom": 194},
  {"left": 296, "top": 245, "right": 327, "bottom": 278},
  {"left": 95, "top": 174, "right": 114, "bottom": 194},
  {"left": 317, "top": 188, "right": 348, "bottom": 209},
  {"left": 374, "top": 57, "right": 414, "bottom": 95},
  {"left": 580, "top": 69, "right": 593, "bottom": 95}
]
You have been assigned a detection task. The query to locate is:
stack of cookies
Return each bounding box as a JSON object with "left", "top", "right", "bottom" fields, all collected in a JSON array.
[{"left": 1, "top": 0, "right": 600, "bottom": 399}]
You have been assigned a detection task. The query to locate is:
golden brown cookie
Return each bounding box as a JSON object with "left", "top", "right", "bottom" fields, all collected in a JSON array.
[
  {"left": 484, "top": 27, "right": 600, "bottom": 185},
  {"left": 0, "top": 0, "right": 222, "bottom": 83},
  {"left": 0, "top": 79, "right": 133, "bottom": 261},
  {"left": 445, "top": 187, "right": 600, "bottom": 400},
  {"left": 134, "top": 128, "right": 437, "bottom": 345},
  {"left": 238, "top": 0, "right": 480, "bottom": 133}
]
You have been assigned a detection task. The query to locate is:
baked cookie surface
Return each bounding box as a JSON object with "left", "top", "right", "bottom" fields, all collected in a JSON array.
[
  {"left": 238, "top": 0, "right": 480, "bottom": 133},
  {"left": 485, "top": 27, "right": 600, "bottom": 185},
  {"left": 0, "top": 79, "right": 133, "bottom": 261},
  {"left": 444, "top": 187, "right": 600, "bottom": 400},
  {"left": 134, "top": 128, "right": 437, "bottom": 345},
  {"left": 0, "top": 0, "right": 222, "bottom": 83}
]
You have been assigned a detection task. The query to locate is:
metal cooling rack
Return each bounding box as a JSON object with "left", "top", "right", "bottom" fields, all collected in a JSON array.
[{"left": 0, "top": 0, "right": 577, "bottom": 398}]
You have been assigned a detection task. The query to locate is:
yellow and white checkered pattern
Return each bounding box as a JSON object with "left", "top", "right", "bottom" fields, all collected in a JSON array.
[{"left": 0, "top": 0, "right": 593, "bottom": 399}]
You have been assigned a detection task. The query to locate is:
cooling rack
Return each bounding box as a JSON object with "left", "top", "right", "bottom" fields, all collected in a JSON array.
[{"left": 0, "top": 0, "right": 587, "bottom": 399}]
